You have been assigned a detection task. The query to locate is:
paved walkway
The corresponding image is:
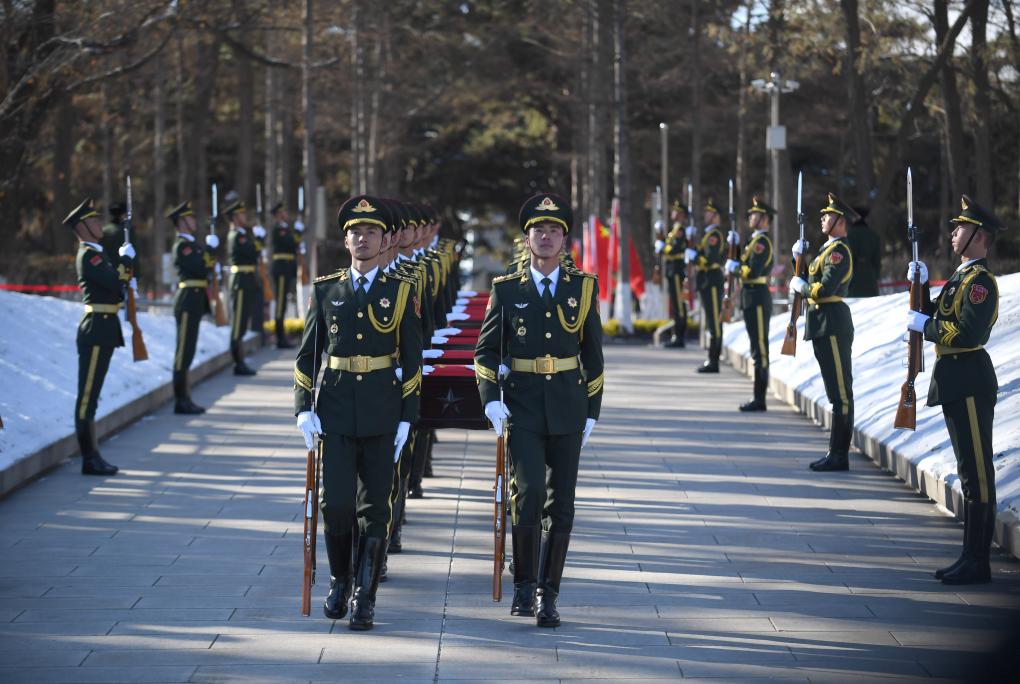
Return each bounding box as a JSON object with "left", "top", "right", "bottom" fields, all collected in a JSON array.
[{"left": 1, "top": 343, "right": 1018, "bottom": 683}]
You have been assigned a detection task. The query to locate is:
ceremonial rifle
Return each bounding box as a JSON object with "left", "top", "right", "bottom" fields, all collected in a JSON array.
[
  {"left": 492, "top": 307, "right": 508, "bottom": 602},
  {"left": 894, "top": 167, "right": 924, "bottom": 430},
  {"left": 301, "top": 319, "right": 321, "bottom": 616},
  {"left": 781, "top": 172, "right": 806, "bottom": 356},
  {"left": 256, "top": 183, "right": 275, "bottom": 303},
  {"left": 207, "top": 184, "right": 228, "bottom": 327},
  {"left": 122, "top": 176, "right": 148, "bottom": 362},
  {"left": 721, "top": 179, "right": 738, "bottom": 323},
  {"left": 297, "top": 186, "right": 310, "bottom": 286},
  {"left": 685, "top": 182, "right": 696, "bottom": 311}
]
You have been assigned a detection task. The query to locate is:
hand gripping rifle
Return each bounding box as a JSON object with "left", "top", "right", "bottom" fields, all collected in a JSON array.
[
  {"left": 123, "top": 176, "right": 148, "bottom": 362},
  {"left": 207, "top": 184, "right": 228, "bottom": 327},
  {"left": 256, "top": 183, "right": 275, "bottom": 303},
  {"left": 492, "top": 307, "right": 508, "bottom": 602},
  {"left": 721, "top": 178, "right": 738, "bottom": 323},
  {"left": 895, "top": 167, "right": 924, "bottom": 430},
  {"left": 301, "top": 319, "right": 321, "bottom": 616},
  {"left": 781, "top": 172, "right": 806, "bottom": 356}
]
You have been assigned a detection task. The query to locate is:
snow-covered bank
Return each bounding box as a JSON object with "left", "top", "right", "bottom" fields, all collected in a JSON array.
[
  {"left": 0, "top": 290, "right": 241, "bottom": 477},
  {"left": 723, "top": 272, "right": 1020, "bottom": 557}
]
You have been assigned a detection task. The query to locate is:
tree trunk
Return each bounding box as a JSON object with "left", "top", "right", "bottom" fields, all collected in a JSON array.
[
  {"left": 840, "top": 0, "right": 876, "bottom": 202},
  {"left": 970, "top": 0, "right": 992, "bottom": 205},
  {"left": 187, "top": 37, "right": 222, "bottom": 219},
  {"left": 690, "top": 0, "right": 703, "bottom": 220},
  {"left": 303, "top": 0, "right": 320, "bottom": 276},
  {"left": 101, "top": 83, "right": 114, "bottom": 216},
  {"left": 265, "top": 29, "right": 280, "bottom": 209},
  {"left": 236, "top": 49, "right": 254, "bottom": 204},
  {"left": 735, "top": 0, "right": 752, "bottom": 218},
  {"left": 153, "top": 50, "right": 167, "bottom": 291},
  {"left": 934, "top": 0, "right": 967, "bottom": 204},
  {"left": 612, "top": 0, "right": 632, "bottom": 331},
  {"left": 52, "top": 94, "right": 75, "bottom": 251},
  {"left": 175, "top": 31, "right": 187, "bottom": 201}
]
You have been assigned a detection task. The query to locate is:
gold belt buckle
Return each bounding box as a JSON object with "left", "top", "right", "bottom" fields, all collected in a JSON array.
[
  {"left": 349, "top": 356, "right": 370, "bottom": 373},
  {"left": 535, "top": 357, "right": 555, "bottom": 374}
]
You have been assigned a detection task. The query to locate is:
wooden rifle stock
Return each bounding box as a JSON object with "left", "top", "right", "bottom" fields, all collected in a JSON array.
[
  {"left": 301, "top": 444, "right": 320, "bottom": 616},
  {"left": 125, "top": 283, "right": 149, "bottom": 362},
  {"left": 721, "top": 239, "right": 739, "bottom": 323},
  {"left": 781, "top": 253, "right": 806, "bottom": 356},
  {"left": 493, "top": 429, "right": 508, "bottom": 602},
  {"left": 894, "top": 272, "right": 925, "bottom": 430},
  {"left": 298, "top": 251, "right": 310, "bottom": 286}
]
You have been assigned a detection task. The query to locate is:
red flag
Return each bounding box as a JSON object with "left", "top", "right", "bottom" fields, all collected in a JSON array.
[
  {"left": 595, "top": 218, "right": 611, "bottom": 302},
  {"left": 629, "top": 238, "right": 645, "bottom": 298}
]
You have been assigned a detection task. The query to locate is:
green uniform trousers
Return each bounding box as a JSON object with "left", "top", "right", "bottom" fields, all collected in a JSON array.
[
  {"left": 699, "top": 282, "right": 723, "bottom": 341},
  {"left": 319, "top": 432, "right": 396, "bottom": 539},
  {"left": 811, "top": 335, "right": 854, "bottom": 418},
  {"left": 274, "top": 272, "right": 296, "bottom": 331},
  {"left": 942, "top": 395, "right": 996, "bottom": 505},
  {"left": 76, "top": 343, "right": 115, "bottom": 422},
  {"left": 173, "top": 306, "right": 202, "bottom": 373},
  {"left": 508, "top": 427, "right": 582, "bottom": 534},
  {"left": 668, "top": 274, "right": 688, "bottom": 338},
  {"left": 743, "top": 303, "right": 770, "bottom": 370},
  {"left": 230, "top": 280, "right": 255, "bottom": 345}
]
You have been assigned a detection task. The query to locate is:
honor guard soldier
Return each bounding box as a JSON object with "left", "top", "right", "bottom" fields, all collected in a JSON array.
[
  {"left": 65, "top": 199, "right": 136, "bottom": 475},
  {"left": 270, "top": 201, "right": 299, "bottom": 349},
  {"left": 685, "top": 198, "right": 726, "bottom": 372},
  {"left": 789, "top": 193, "right": 857, "bottom": 472},
  {"left": 475, "top": 192, "right": 604, "bottom": 628},
  {"left": 726, "top": 196, "right": 775, "bottom": 411},
  {"left": 224, "top": 199, "right": 258, "bottom": 376},
  {"left": 294, "top": 195, "right": 422, "bottom": 630},
  {"left": 168, "top": 201, "right": 215, "bottom": 414},
  {"left": 100, "top": 202, "right": 129, "bottom": 273},
  {"left": 906, "top": 195, "right": 1004, "bottom": 584},
  {"left": 658, "top": 201, "right": 689, "bottom": 348}
]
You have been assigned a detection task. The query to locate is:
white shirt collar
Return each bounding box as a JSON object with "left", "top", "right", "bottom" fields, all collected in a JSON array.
[
  {"left": 177, "top": 232, "right": 196, "bottom": 242},
  {"left": 705, "top": 223, "right": 719, "bottom": 231},
  {"left": 81, "top": 241, "right": 103, "bottom": 252},
  {"left": 234, "top": 226, "right": 247, "bottom": 235},
  {"left": 349, "top": 265, "right": 379, "bottom": 288},
  {"left": 413, "top": 247, "right": 425, "bottom": 258},
  {"left": 531, "top": 265, "right": 560, "bottom": 295},
  {"left": 752, "top": 229, "right": 767, "bottom": 238},
  {"left": 957, "top": 257, "right": 985, "bottom": 272},
  {"left": 429, "top": 235, "right": 439, "bottom": 249}
]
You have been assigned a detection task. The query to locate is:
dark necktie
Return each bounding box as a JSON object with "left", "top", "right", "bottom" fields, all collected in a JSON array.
[
  {"left": 541, "top": 277, "right": 554, "bottom": 309},
  {"left": 355, "top": 275, "right": 368, "bottom": 308}
]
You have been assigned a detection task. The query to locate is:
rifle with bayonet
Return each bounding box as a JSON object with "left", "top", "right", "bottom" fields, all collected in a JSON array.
[
  {"left": 256, "top": 183, "right": 275, "bottom": 303},
  {"left": 781, "top": 172, "right": 807, "bottom": 356},
  {"left": 297, "top": 186, "right": 310, "bottom": 286},
  {"left": 492, "top": 307, "right": 508, "bottom": 603},
  {"left": 122, "top": 176, "right": 148, "bottom": 362},
  {"left": 721, "top": 178, "right": 738, "bottom": 323},
  {"left": 894, "top": 167, "right": 925, "bottom": 430},
  {"left": 301, "top": 314, "right": 321, "bottom": 616},
  {"left": 207, "top": 184, "right": 228, "bottom": 327},
  {"left": 685, "top": 182, "right": 696, "bottom": 311}
]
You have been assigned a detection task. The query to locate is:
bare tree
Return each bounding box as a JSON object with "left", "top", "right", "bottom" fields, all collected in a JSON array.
[
  {"left": 840, "top": 0, "right": 876, "bottom": 202},
  {"left": 934, "top": 0, "right": 967, "bottom": 204},
  {"left": 970, "top": 0, "right": 992, "bottom": 205},
  {"left": 153, "top": 50, "right": 167, "bottom": 286},
  {"left": 612, "top": 0, "right": 632, "bottom": 331},
  {"left": 302, "top": 0, "right": 320, "bottom": 276}
]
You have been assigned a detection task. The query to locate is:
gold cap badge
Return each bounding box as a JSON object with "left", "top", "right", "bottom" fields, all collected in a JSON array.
[
  {"left": 352, "top": 199, "right": 376, "bottom": 213},
  {"left": 535, "top": 197, "right": 560, "bottom": 211}
]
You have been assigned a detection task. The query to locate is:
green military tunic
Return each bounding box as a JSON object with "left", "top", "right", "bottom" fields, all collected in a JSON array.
[
  {"left": 171, "top": 234, "right": 211, "bottom": 374},
  {"left": 695, "top": 225, "right": 725, "bottom": 340},
  {"left": 738, "top": 230, "right": 774, "bottom": 370},
  {"left": 270, "top": 221, "right": 299, "bottom": 330},
  {"left": 662, "top": 223, "right": 689, "bottom": 340},
  {"left": 846, "top": 220, "right": 881, "bottom": 297},
  {"left": 228, "top": 227, "right": 258, "bottom": 345}
]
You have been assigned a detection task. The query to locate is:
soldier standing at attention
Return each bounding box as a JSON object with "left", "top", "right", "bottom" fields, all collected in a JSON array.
[
  {"left": 725, "top": 196, "right": 775, "bottom": 412},
  {"left": 270, "top": 202, "right": 299, "bottom": 349},
  {"left": 685, "top": 198, "right": 725, "bottom": 372},
  {"left": 475, "top": 193, "right": 604, "bottom": 628},
  {"left": 65, "top": 199, "right": 136, "bottom": 476},
  {"left": 906, "top": 195, "right": 1004, "bottom": 585},
  {"left": 657, "top": 200, "right": 689, "bottom": 348},
  {"left": 168, "top": 201, "right": 216, "bottom": 415},
  {"left": 789, "top": 193, "right": 857, "bottom": 472},
  {"left": 294, "top": 195, "right": 422, "bottom": 630},
  {"left": 224, "top": 199, "right": 258, "bottom": 376}
]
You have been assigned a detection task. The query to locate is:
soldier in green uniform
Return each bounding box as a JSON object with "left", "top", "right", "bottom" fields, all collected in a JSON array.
[
  {"left": 100, "top": 202, "right": 128, "bottom": 273},
  {"left": 847, "top": 208, "right": 881, "bottom": 297},
  {"left": 65, "top": 199, "right": 136, "bottom": 476},
  {"left": 789, "top": 193, "right": 857, "bottom": 472},
  {"left": 270, "top": 202, "right": 299, "bottom": 349},
  {"left": 168, "top": 201, "right": 215, "bottom": 415},
  {"left": 906, "top": 195, "right": 1004, "bottom": 585},
  {"left": 224, "top": 199, "right": 258, "bottom": 376},
  {"left": 658, "top": 201, "right": 689, "bottom": 348},
  {"left": 294, "top": 195, "right": 422, "bottom": 630},
  {"left": 686, "top": 198, "right": 725, "bottom": 372},
  {"left": 726, "top": 196, "right": 775, "bottom": 412},
  {"left": 475, "top": 192, "right": 604, "bottom": 628}
]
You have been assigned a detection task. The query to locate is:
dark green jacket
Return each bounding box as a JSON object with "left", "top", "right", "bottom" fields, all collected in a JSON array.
[
  {"left": 663, "top": 224, "right": 688, "bottom": 279},
  {"left": 695, "top": 225, "right": 726, "bottom": 292},
  {"left": 738, "top": 231, "right": 773, "bottom": 310},
  {"left": 294, "top": 268, "right": 423, "bottom": 436},
  {"left": 270, "top": 221, "right": 298, "bottom": 279},
  {"left": 228, "top": 227, "right": 258, "bottom": 291},
  {"left": 846, "top": 222, "right": 881, "bottom": 297},
  {"left": 171, "top": 234, "right": 211, "bottom": 317},
  {"left": 474, "top": 268, "right": 604, "bottom": 435},
  {"left": 76, "top": 243, "right": 132, "bottom": 347},
  {"left": 801, "top": 237, "right": 854, "bottom": 340},
  {"left": 100, "top": 222, "right": 125, "bottom": 274},
  {"left": 922, "top": 259, "right": 998, "bottom": 406}
]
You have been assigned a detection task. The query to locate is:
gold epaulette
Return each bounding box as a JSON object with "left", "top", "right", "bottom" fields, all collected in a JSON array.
[
  {"left": 563, "top": 266, "right": 596, "bottom": 279},
  {"left": 383, "top": 270, "right": 414, "bottom": 285},
  {"left": 314, "top": 268, "right": 347, "bottom": 283},
  {"left": 493, "top": 271, "right": 525, "bottom": 284}
]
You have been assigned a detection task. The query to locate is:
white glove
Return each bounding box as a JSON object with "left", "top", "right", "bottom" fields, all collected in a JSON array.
[
  {"left": 684, "top": 248, "right": 698, "bottom": 264},
  {"left": 294, "top": 219, "right": 305, "bottom": 233},
  {"left": 456, "top": 298, "right": 469, "bottom": 306},
  {"left": 118, "top": 242, "right": 136, "bottom": 259},
  {"left": 654, "top": 239, "right": 665, "bottom": 254},
  {"left": 252, "top": 224, "right": 267, "bottom": 239},
  {"left": 393, "top": 421, "right": 411, "bottom": 463},
  {"left": 299, "top": 241, "right": 307, "bottom": 255},
  {"left": 431, "top": 335, "right": 448, "bottom": 345},
  {"left": 296, "top": 411, "right": 322, "bottom": 450},
  {"left": 498, "top": 363, "right": 509, "bottom": 379},
  {"left": 394, "top": 367, "right": 403, "bottom": 381},
  {"left": 214, "top": 262, "right": 222, "bottom": 277},
  {"left": 129, "top": 277, "right": 138, "bottom": 292},
  {"left": 581, "top": 418, "right": 597, "bottom": 448},
  {"left": 790, "top": 276, "right": 808, "bottom": 295},
  {"left": 484, "top": 401, "right": 511, "bottom": 434},
  {"left": 451, "top": 305, "right": 467, "bottom": 314},
  {"left": 906, "top": 310, "right": 930, "bottom": 333},
  {"left": 725, "top": 259, "right": 741, "bottom": 274},
  {"left": 435, "top": 327, "right": 461, "bottom": 337},
  {"left": 907, "top": 261, "right": 929, "bottom": 285},
  {"left": 457, "top": 290, "right": 478, "bottom": 297},
  {"left": 685, "top": 226, "right": 697, "bottom": 240},
  {"left": 791, "top": 239, "right": 808, "bottom": 259},
  {"left": 423, "top": 349, "right": 444, "bottom": 359},
  {"left": 261, "top": 248, "right": 269, "bottom": 261},
  {"left": 205, "top": 234, "right": 220, "bottom": 249},
  {"left": 446, "top": 312, "right": 470, "bottom": 321},
  {"left": 422, "top": 364, "right": 435, "bottom": 374},
  {"left": 727, "top": 230, "right": 740, "bottom": 245}
]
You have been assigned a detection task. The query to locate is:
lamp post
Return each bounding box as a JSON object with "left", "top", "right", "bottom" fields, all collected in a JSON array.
[{"left": 750, "top": 71, "right": 798, "bottom": 260}]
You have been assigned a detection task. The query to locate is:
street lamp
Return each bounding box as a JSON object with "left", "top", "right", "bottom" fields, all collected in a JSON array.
[{"left": 751, "top": 71, "right": 798, "bottom": 261}]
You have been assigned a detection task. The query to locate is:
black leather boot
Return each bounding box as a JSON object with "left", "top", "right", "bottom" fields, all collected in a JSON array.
[
  {"left": 323, "top": 530, "right": 354, "bottom": 619},
  {"left": 173, "top": 371, "right": 206, "bottom": 414},
  {"left": 536, "top": 531, "right": 570, "bottom": 628},
  {"left": 276, "top": 325, "right": 295, "bottom": 349},
  {"left": 231, "top": 342, "right": 257, "bottom": 376},
  {"left": 510, "top": 525, "right": 540, "bottom": 617},
  {"left": 697, "top": 339, "right": 721, "bottom": 373},
  {"left": 76, "top": 419, "right": 118, "bottom": 476},
  {"left": 941, "top": 500, "right": 993, "bottom": 585},
  {"left": 739, "top": 367, "right": 768, "bottom": 412},
  {"left": 810, "top": 411, "right": 852, "bottom": 471},
  {"left": 349, "top": 536, "right": 387, "bottom": 630},
  {"left": 389, "top": 481, "right": 407, "bottom": 554}
]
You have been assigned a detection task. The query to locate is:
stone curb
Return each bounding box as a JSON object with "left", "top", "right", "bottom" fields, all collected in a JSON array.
[
  {"left": 0, "top": 338, "right": 261, "bottom": 499},
  {"left": 722, "top": 343, "right": 1020, "bottom": 561}
]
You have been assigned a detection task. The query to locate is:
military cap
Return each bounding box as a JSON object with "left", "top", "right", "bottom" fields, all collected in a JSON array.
[
  {"left": 704, "top": 197, "right": 720, "bottom": 215},
  {"left": 165, "top": 201, "right": 194, "bottom": 223},
  {"left": 519, "top": 192, "right": 572, "bottom": 233},
  {"left": 406, "top": 203, "right": 426, "bottom": 227},
  {"left": 108, "top": 202, "right": 127, "bottom": 219},
  {"left": 671, "top": 200, "right": 687, "bottom": 214},
  {"left": 270, "top": 201, "right": 284, "bottom": 215},
  {"left": 222, "top": 199, "right": 246, "bottom": 216},
  {"left": 391, "top": 201, "right": 411, "bottom": 231},
  {"left": 337, "top": 195, "right": 388, "bottom": 233},
  {"left": 63, "top": 198, "right": 100, "bottom": 228},
  {"left": 820, "top": 192, "right": 859, "bottom": 221},
  {"left": 949, "top": 194, "right": 1004, "bottom": 232},
  {"left": 747, "top": 196, "right": 775, "bottom": 218},
  {"left": 377, "top": 198, "right": 400, "bottom": 234}
]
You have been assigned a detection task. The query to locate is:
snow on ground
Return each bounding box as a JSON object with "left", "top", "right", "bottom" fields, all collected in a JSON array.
[
  {"left": 723, "top": 271, "right": 1020, "bottom": 524},
  {"left": 0, "top": 290, "right": 240, "bottom": 472}
]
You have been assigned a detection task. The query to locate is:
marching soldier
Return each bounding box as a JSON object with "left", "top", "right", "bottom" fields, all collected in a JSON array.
[
  {"left": 789, "top": 193, "right": 857, "bottom": 472},
  {"left": 225, "top": 199, "right": 258, "bottom": 376},
  {"left": 168, "top": 201, "right": 215, "bottom": 414},
  {"left": 726, "top": 196, "right": 775, "bottom": 411},
  {"left": 294, "top": 195, "right": 422, "bottom": 630},
  {"left": 270, "top": 202, "right": 299, "bottom": 349},
  {"left": 475, "top": 192, "right": 604, "bottom": 628},
  {"left": 658, "top": 201, "right": 689, "bottom": 348},
  {"left": 65, "top": 199, "right": 136, "bottom": 476},
  {"left": 685, "top": 198, "right": 725, "bottom": 372},
  {"left": 906, "top": 195, "right": 1004, "bottom": 584}
]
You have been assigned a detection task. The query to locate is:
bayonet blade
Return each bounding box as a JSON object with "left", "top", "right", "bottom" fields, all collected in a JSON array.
[
  {"left": 126, "top": 176, "right": 133, "bottom": 220},
  {"left": 298, "top": 186, "right": 305, "bottom": 214},
  {"left": 211, "top": 183, "right": 218, "bottom": 220},
  {"left": 907, "top": 167, "right": 914, "bottom": 230}
]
